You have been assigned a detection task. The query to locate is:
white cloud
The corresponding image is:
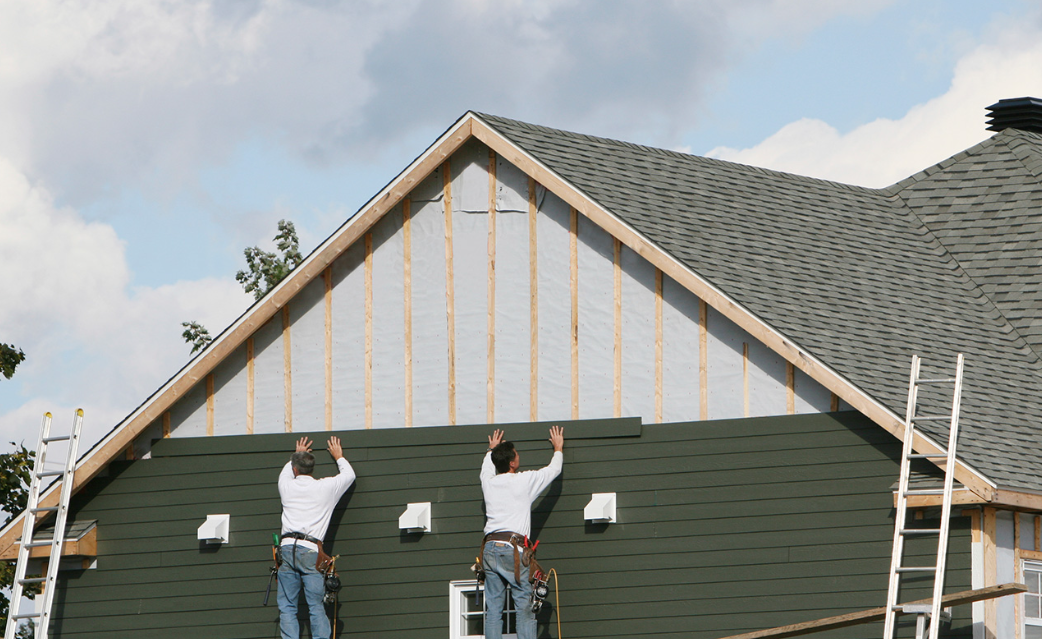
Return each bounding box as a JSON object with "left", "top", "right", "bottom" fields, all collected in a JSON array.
[
  {"left": 0, "top": 155, "right": 251, "bottom": 450},
  {"left": 707, "top": 14, "right": 1042, "bottom": 188}
]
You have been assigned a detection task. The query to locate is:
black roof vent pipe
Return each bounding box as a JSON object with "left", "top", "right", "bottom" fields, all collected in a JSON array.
[{"left": 986, "top": 97, "right": 1042, "bottom": 134}]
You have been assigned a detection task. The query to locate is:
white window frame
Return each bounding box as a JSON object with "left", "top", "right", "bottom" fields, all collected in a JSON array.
[
  {"left": 1024, "top": 560, "right": 1042, "bottom": 639},
  {"left": 448, "top": 580, "right": 517, "bottom": 639}
]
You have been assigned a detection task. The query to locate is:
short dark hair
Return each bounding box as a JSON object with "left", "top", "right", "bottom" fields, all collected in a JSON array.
[
  {"left": 491, "top": 442, "right": 516, "bottom": 474},
  {"left": 291, "top": 451, "right": 315, "bottom": 475}
]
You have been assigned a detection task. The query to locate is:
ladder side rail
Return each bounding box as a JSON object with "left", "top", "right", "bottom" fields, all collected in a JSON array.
[
  {"left": 5, "top": 413, "right": 52, "bottom": 639},
  {"left": 884, "top": 355, "right": 922, "bottom": 639},
  {"left": 928, "top": 355, "right": 965, "bottom": 639},
  {"left": 38, "top": 409, "right": 83, "bottom": 639}
]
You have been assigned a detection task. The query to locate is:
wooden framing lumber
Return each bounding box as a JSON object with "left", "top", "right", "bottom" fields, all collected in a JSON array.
[
  {"left": 246, "top": 337, "right": 255, "bottom": 435},
  {"left": 1036, "top": 515, "right": 1040, "bottom": 552},
  {"left": 469, "top": 114, "right": 997, "bottom": 501},
  {"left": 282, "top": 306, "right": 292, "bottom": 432},
  {"left": 0, "top": 117, "right": 475, "bottom": 557},
  {"left": 570, "top": 206, "right": 579, "bottom": 420},
  {"left": 743, "top": 342, "right": 749, "bottom": 418},
  {"left": 444, "top": 161, "right": 457, "bottom": 425},
  {"left": 403, "top": 198, "right": 413, "bottom": 428},
  {"left": 713, "top": 583, "right": 1026, "bottom": 639},
  {"left": 614, "top": 238, "right": 622, "bottom": 418},
  {"left": 206, "top": 374, "right": 214, "bottom": 436},
  {"left": 324, "top": 267, "right": 333, "bottom": 431},
  {"left": 985, "top": 507, "right": 998, "bottom": 639},
  {"left": 896, "top": 488, "right": 984, "bottom": 507},
  {"left": 655, "top": 268, "right": 663, "bottom": 423},
  {"left": 162, "top": 411, "right": 170, "bottom": 439},
  {"left": 786, "top": 362, "right": 795, "bottom": 415},
  {"left": 529, "top": 177, "right": 539, "bottom": 422},
  {"left": 487, "top": 150, "right": 497, "bottom": 423},
  {"left": 830, "top": 392, "right": 839, "bottom": 412},
  {"left": 0, "top": 525, "right": 97, "bottom": 561},
  {"left": 365, "top": 233, "right": 374, "bottom": 430},
  {"left": 699, "top": 299, "right": 708, "bottom": 420}
]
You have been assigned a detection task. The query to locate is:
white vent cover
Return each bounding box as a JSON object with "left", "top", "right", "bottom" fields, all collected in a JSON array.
[
  {"left": 584, "top": 493, "right": 617, "bottom": 523},
  {"left": 399, "top": 502, "right": 432, "bottom": 533},
  {"left": 197, "top": 514, "right": 230, "bottom": 544}
]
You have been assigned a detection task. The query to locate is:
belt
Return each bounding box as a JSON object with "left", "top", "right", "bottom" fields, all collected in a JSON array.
[
  {"left": 484, "top": 531, "right": 523, "bottom": 543},
  {"left": 283, "top": 531, "right": 322, "bottom": 545}
]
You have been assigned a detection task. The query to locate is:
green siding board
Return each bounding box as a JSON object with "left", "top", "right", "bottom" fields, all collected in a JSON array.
[{"left": 52, "top": 413, "right": 973, "bottom": 638}]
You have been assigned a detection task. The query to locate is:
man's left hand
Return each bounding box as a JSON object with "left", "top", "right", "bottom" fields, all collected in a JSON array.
[{"left": 295, "top": 437, "right": 313, "bottom": 453}]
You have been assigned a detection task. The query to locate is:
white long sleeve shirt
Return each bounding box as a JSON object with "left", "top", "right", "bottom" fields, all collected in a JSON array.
[
  {"left": 480, "top": 450, "right": 563, "bottom": 538},
  {"left": 279, "top": 457, "right": 356, "bottom": 551}
]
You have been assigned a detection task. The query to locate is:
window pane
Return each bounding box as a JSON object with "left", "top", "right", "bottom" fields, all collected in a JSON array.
[
  {"left": 464, "top": 590, "right": 484, "bottom": 613},
  {"left": 1030, "top": 572, "right": 1040, "bottom": 595},
  {"left": 465, "top": 614, "right": 484, "bottom": 637},
  {"left": 1030, "top": 595, "right": 1042, "bottom": 620},
  {"left": 1026, "top": 624, "right": 1042, "bottom": 639}
]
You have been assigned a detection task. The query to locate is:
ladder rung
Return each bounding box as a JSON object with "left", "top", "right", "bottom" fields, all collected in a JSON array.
[
  {"left": 36, "top": 470, "right": 64, "bottom": 478},
  {"left": 30, "top": 506, "right": 58, "bottom": 513},
  {"left": 41, "top": 435, "right": 70, "bottom": 443},
  {"left": 916, "top": 378, "right": 956, "bottom": 384},
  {"left": 18, "top": 577, "right": 46, "bottom": 584},
  {"left": 913, "top": 415, "right": 951, "bottom": 421},
  {"left": 12, "top": 613, "right": 41, "bottom": 619},
  {"left": 904, "top": 489, "right": 945, "bottom": 496},
  {"left": 24, "top": 540, "right": 54, "bottom": 548},
  {"left": 907, "top": 454, "right": 948, "bottom": 460},
  {"left": 900, "top": 528, "right": 941, "bottom": 535},
  {"left": 896, "top": 566, "right": 937, "bottom": 573}
]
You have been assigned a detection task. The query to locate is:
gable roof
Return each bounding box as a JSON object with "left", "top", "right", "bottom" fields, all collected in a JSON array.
[
  {"left": 473, "top": 113, "right": 1042, "bottom": 496},
  {"left": 8, "top": 111, "right": 1042, "bottom": 554}
]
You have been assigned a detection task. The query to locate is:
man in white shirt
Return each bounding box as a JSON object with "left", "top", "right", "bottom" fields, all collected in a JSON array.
[
  {"left": 480, "top": 426, "right": 564, "bottom": 639},
  {"left": 277, "top": 436, "right": 356, "bottom": 639}
]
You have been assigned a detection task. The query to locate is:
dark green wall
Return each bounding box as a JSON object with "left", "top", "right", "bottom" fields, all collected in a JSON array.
[{"left": 51, "top": 412, "right": 971, "bottom": 639}]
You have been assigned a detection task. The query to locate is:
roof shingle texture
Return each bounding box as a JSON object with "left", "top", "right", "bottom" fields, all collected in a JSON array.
[{"left": 475, "top": 113, "right": 1042, "bottom": 493}]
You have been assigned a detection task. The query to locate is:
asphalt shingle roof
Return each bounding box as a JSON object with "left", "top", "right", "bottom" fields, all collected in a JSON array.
[{"left": 475, "top": 113, "right": 1042, "bottom": 494}]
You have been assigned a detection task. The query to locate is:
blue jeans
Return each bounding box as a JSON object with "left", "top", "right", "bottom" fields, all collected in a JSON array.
[
  {"left": 483, "top": 542, "right": 536, "bottom": 639},
  {"left": 278, "top": 544, "right": 330, "bottom": 639}
]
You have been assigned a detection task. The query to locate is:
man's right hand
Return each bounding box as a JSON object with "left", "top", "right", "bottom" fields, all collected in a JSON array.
[
  {"left": 488, "top": 429, "right": 504, "bottom": 450},
  {"left": 327, "top": 436, "right": 344, "bottom": 460},
  {"left": 548, "top": 425, "right": 564, "bottom": 453}
]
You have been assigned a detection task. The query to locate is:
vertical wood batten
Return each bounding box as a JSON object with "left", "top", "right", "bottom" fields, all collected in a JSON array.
[
  {"left": 365, "top": 233, "right": 374, "bottom": 430},
  {"left": 570, "top": 207, "right": 579, "bottom": 420},
  {"left": 1016, "top": 514, "right": 1023, "bottom": 639},
  {"left": 655, "top": 268, "right": 663, "bottom": 424},
  {"left": 246, "top": 338, "right": 254, "bottom": 434},
  {"left": 444, "top": 161, "right": 457, "bottom": 425},
  {"left": 984, "top": 507, "right": 997, "bottom": 639},
  {"left": 614, "top": 238, "right": 622, "bottom": 418},
  {"left": 324, "top": 268, "right": 333, "bottom": 431},
  {"left": 831, "top": 392, "right": 840, "bottom": 412},
  {"left": 529, "top": 177, "right": 539, "bottom": 422},
  {"left": 743, "top": 342, "right": 750, "bottom": 418},
  {"left": 206, "top": 374, "right": 214, "bottom": 436},
  {"left": 1036, "top": 516, "right": 1040, "bottom": 551},
  {"left": 699, "top": 300, "right": 708, "bottom": 420},
  {"left": 282, "top": 306, "right": 292, "bottom": 432},
  {"left": 403, "top": 199, "right": 413, "bottom": 428},
  {"left": 786, "top": 362, "right": 796, "bottom": 415},
  {"left": 162, "top": 412, "right": 171, "bottom": 439},
  {"left": 487, "top": 150, "right": 497, "bottom": 423}
]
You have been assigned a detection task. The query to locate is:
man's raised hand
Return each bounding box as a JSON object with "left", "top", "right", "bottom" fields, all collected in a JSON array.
[
  {"left": 488, "top": 429, "right": 504, "bottom": 450},
  {"left": 295, "top": 437, "right": 313, "bottom": 453},
  {"left": 327, "top": 436, "right": 344, "bottom": 460},
  {"left": 548, "top": 425, "right": 564, "bottom": 453}
]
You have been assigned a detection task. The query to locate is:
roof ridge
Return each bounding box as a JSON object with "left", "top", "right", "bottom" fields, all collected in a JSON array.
[
  {"left": 885, "top": 132, "right": 1009, "bottom": 195},
  {"left": 1000, "top": 128, "right": 1042, "bottom": 180},
  {"left": 472, "top": 111, "right": 886, "bottom": 197}
]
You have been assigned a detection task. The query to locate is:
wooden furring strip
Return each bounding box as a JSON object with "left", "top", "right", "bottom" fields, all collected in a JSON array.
[
  {"left": 403, "top": 199, "right": 413, "bottom": 428},
  {"left": 1036, "top": 515, "right": 1040, "bottom": 552},
  {"left": 162, "top": 411, "right": 171, "bottom": 439},
  {"left": 246, "top": 338, "right": 254, "bottom": 434},
  {"left": 529, "top": 177, "right": 539, "bottom": 421},
  {"left": 699, "top": 299, "right": 708, "bottom": 420},
  {"left": 831, "top": 392, "right": 840, "bottom": 412},
  {"left": 365, "top": 233, "right": 373, "bottom": 429},
  {"left": 444, "top": 161, "right": 457, "bottom": 425},
  {"left": 984, "top": 507, "right": 998, "bottom": 638},
  {"left": 655, "top": 268, "right": 663, "bottom": 423},
  {"left": 613, "top": 238, "right": 622, "bottom": 418},
  {"left": 206, "top": 374, "right": 214, "bottom": 436},
  {"left": 743, "top": 342, "right": 749, "bottom": 418},
  {"left": 786, "top": 362, "right": 795, "bottom": 415},
  {"left": 282, "top": 306, "right": 292, "bottom": 432},
  {"left": 570, "top": 207, "right": 579, "bottom": 420},
  {"left": 324, "top": 268, "right": 333, "bottom": 431},
  {"left": 488, "top": 150, "right": 497, "bottom": 423}
]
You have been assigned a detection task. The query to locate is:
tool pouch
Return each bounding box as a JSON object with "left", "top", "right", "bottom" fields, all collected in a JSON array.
[
  {"left": 522, "top": 545, "right": 543, "bottom": 583},
  {"left": 316, "top": 541, "right": 334, "bottom": 574},
  {"left": 472, "top": 540, "right": 487, "bottom": 584}
]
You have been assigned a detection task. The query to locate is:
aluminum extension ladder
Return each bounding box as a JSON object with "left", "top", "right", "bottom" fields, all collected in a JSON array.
[
  {"left": 883, "top": 354, "right": 965, "bottom": 639},
  {"left": 5, "top": 410, "right": 83, "bottom": 639}
]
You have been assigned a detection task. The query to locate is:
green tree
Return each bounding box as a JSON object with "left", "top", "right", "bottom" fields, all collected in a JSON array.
[
  {"left": 182, "top": 220, "right": 302, "bottom": 352},
  {"left": 0, "top": 442, "right": 37, "bottom": 627},
  {"left": 0, "top": 344, "right": 25, "bottom": 380}
]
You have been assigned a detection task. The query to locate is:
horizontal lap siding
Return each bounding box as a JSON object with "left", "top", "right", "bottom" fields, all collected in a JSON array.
[{"left": 52, "top": 413, "right": 970, "bottom": 639}]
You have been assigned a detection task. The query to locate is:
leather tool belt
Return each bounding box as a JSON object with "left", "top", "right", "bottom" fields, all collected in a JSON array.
[
  {"left": 282, "top": 532, "right": 333, "bottom": 573},
  {"left": 481, "top": 531, "right": 526, "bottom": 585}
]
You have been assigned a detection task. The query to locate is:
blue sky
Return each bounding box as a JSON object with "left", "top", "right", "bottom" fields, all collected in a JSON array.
[{"left": 1, "top": 0, "right": 1040, "bottom": 453}]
